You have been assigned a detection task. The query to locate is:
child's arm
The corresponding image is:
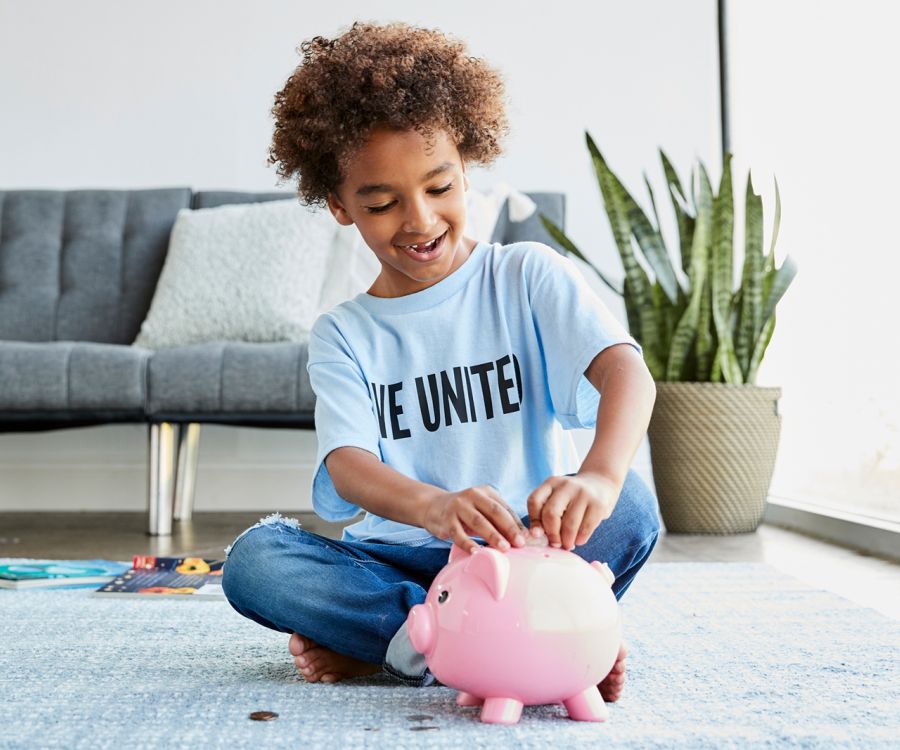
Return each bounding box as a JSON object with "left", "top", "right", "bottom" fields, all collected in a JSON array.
[
  {"left": 326, "top": 447, "right": 526, "bottom": 553},
  {"left": 528, "top": 343, "right": 656, "bottom": 549},
  {"left": 578, "top": 343, "right": 656, "bottom": 485}
]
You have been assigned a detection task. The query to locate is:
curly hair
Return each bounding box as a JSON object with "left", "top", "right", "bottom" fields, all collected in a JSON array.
[{"left": 268, "top": 21, "right": 511, "bottom": 208}]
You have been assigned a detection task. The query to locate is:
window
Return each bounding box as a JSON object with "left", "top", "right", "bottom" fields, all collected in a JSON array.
[{"left": 728, "top": 1, "right": 900, "bottom": 526}]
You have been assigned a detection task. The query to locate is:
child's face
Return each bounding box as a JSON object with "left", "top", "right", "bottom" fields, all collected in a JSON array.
[{"left": 327, "top": 126, "right": 473, "bottom": 298}]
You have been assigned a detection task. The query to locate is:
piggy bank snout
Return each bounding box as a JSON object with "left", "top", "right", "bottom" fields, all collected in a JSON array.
[{"left": 407, "top": 603, "right": 436, "bottom": 656}]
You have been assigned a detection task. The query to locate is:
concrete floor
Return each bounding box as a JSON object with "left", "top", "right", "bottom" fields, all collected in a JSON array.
[{"left": 1, "top": 512, "right": 898, "bottom": 620}]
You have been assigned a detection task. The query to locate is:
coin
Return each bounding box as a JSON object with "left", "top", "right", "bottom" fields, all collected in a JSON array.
[
  {"left": 524, "top": 532, "right": 549, "bottom": 548},
  {"left": 249, "top": 711, "right": 279, "bottom": 721}
]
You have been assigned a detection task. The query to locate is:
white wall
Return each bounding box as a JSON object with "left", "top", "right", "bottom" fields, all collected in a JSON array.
[
  {"left": 727, "top": 0, "right": 900, "bottom": 523},
  {"left": 0, "top": 0, "right": 720, "bottom": 511}
]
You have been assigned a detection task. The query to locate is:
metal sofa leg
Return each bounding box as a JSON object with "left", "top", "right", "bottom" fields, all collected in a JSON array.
[
  {"left": 148, "top": 422, "right": 179, "bottom": 536},
  {"left": 174, "top": 423, "right": 201, "bottom": 521}
]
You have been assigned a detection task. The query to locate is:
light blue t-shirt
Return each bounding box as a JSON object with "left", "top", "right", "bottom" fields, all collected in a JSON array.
[{"left": 306, "top": 239, "right": 642, "bottom": 548}]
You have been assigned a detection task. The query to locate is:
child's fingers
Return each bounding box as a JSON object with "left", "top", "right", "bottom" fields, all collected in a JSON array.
[
  {"left": 462, "top": 507, "right": 512, "bottom": 551},
  {"left": 450, "top": 522, "right": 480, "bottom": 554},
  {"left": 540, "top": 486, "right": 578, "bottom": 548},
  {"left": 559, "top": 496, "right": 588, "bottom": 550},
  {"left": 480, "top": 492, "right": 527, "bottom": 547},
  {"left": 574, "top": 502, "right": 606, "bottom": 546},
  {"left": 526, "top": 481, "right": 556, "bottom": 537}
]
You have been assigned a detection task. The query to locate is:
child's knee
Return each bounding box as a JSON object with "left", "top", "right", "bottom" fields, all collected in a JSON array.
[
  {"left": 222, "top": 524, "right": 268, "bottom": 604},
  {"left": 222, "top": 519, "right": 295, "bottom": 604},
  {"left": 223, "top": 512, "right": 303, "bottom": 561}
]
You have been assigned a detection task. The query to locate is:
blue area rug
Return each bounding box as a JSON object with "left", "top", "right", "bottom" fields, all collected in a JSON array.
[{"left": 1, "top": 562, "right": 898, "bottom": 749}]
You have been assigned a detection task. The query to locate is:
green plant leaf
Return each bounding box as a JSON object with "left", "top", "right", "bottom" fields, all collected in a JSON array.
[
  {"left": 710, "top": 346, "right": 723, "bottom": 382},
  {"left": 660, "top": 149, "right": 694, "bottom": 277},
  {"left": 748, "top": 251, "right": 795, "bottom": 384},
  {"left": 660, "top": 149, "right": 687, "bottom": 202},
  {"left": 644, "top": 171, "right": 663, "bottom": 236},
  {"left": 649, "top": 281, "right": 668, "bottom": 379},
  {"left": 747, "top": 313, "right": 776, "bottom": 383},
  {"left": 709, "top": 154, "right": 743, "bottom": 384},
  {"left": 765, "top": 175, "right": 782, "bottom": 275},
  {"left": 579, "top": 139, "right": 794, "bottom": 383},
  {"left": 735, "top": 172, "right": 764, "bottom": 380},
  {"left": 667, "top": 302, "right": 699, "bottom": 382},
  {"left": 695, "top": 263, "right": 714, "bottom": 380},
  {"left": 617, "top": 175, "right": 681, "bottom": 304},
  {"left": 643, "top": 171, "right": 687, "bottom": 302},
  {"left": 761, "top": 254, "right": 798, "bottom": 327},
  {"left": 666, "top": 165, "right": 712, "bottom": 380},
  {"left": 659, "top": 283, "right": 687, "bottom": 369},
  {"left": 586, "top": 133, "right": 643, "bottom": 293},
  {"left": 538, "top": 213, "right": 623, "bottom": 296},
  {"left": 690, "top": 164, "right": 697, "bottom": 214},
  {"left": 585, "top": 131, "right": 665, "bottom": 377}
]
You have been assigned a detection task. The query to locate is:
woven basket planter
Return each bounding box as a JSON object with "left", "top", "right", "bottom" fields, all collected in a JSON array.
[{"left": 647, "top": 382, "right": 782, "bottom": 534}]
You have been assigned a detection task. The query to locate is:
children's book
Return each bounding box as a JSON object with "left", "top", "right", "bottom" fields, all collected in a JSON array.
[
  {"left": 0, "top": 559, "right": 132, "bottom": 590},
  {"left": 92, "top": 555, "right": 225, "bottom": 600}
]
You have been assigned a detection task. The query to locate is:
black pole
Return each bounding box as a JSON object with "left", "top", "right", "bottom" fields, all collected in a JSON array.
[{"left": 718, "top": 0, "right": 730, "bottom": 158}]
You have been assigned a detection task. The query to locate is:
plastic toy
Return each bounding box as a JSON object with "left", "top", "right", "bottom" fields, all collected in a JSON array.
[{"left": 406, "top": 539, "right": 621, "bottom": 724}]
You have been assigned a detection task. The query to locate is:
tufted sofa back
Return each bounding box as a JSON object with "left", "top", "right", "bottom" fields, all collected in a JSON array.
[
  {"left": 0, "top": 187, "right": 567, "bottom": 346},
  {"left": 0, "top": 188, "right": 191, "bottom": 344}
]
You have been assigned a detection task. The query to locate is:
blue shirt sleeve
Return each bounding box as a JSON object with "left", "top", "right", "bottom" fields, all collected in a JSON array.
[
  {"left": 306, "top": 315, "right": 381, "bottom": 521},
  {"left": 527, "top": 244, "right": 643, "bottom": 430}
]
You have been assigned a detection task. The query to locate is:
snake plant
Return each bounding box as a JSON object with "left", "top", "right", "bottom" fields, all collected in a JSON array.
[{"left": 540, "top": 131, "right": 797, "bottom": 384}]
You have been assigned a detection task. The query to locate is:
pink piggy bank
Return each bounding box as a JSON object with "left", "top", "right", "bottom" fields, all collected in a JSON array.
[{"left": 406, "top": 542, "right": 621, "bottom": 724}]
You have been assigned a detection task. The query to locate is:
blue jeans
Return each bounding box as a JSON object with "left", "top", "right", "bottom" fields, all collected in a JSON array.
[{"left": 221, "top": 469, "right": 661, "bottom": 685}]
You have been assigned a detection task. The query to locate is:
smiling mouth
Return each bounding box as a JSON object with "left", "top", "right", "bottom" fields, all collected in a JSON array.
[
  {"left": 396, "top": 231, "right": 446, "bottom": 252},
  {"left": 396, "top": 230, "right": 447, "bottom": 260}
]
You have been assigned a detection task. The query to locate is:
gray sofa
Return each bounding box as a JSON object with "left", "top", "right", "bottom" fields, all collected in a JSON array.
[{"left": 0, "top": 188, "right": 567, "bottom": 535}]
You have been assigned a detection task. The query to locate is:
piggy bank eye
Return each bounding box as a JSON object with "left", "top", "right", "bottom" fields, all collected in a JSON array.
[{"left": 437, "top": 590, "right": 450, "bottom": 604}]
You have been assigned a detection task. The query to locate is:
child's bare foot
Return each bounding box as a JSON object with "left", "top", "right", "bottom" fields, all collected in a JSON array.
[
  {"left": 598, "top": 640, "right": 627, "bottom": 702},
  {"left": 288, "top": 632, "right": 381, "bottom": 684}
]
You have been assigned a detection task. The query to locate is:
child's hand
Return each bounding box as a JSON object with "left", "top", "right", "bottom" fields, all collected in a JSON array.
[
  {"left": 423, "top": 486, "right": 528, "bottom": 554},
  {"left": 527, "top": 472, "right": 621, "bottom": 550}
]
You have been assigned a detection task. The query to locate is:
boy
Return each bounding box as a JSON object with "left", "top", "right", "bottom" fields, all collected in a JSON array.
[{"left": 222, "top": 21, "right": 661, "bottom": 702}]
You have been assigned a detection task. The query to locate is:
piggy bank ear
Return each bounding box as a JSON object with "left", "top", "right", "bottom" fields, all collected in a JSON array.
[
  {"left": 464, "top": 547, "right": 510, "bottom": 601},
  {"left": 449, "top": 543, "right": 470, "bottom": 564},
  {"left": 591, "top": 561, "right": 616, "bottom": 587}
]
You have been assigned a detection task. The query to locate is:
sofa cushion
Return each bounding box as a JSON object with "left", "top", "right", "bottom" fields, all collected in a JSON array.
[
  {"left": 0, "top": 341, "right": 149, "bottom": 411},
  {"left": 0, "top": 188, "right": 191, "bottom": 344},
  {"left": 132, "top": 199, "right": 335, "bottom": 349},
  {"left": 146, "top": 340, "right": 313, "bottom": 414},
  {"left": 191, "top": 191, "right": 291, "bottom": 210}
]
